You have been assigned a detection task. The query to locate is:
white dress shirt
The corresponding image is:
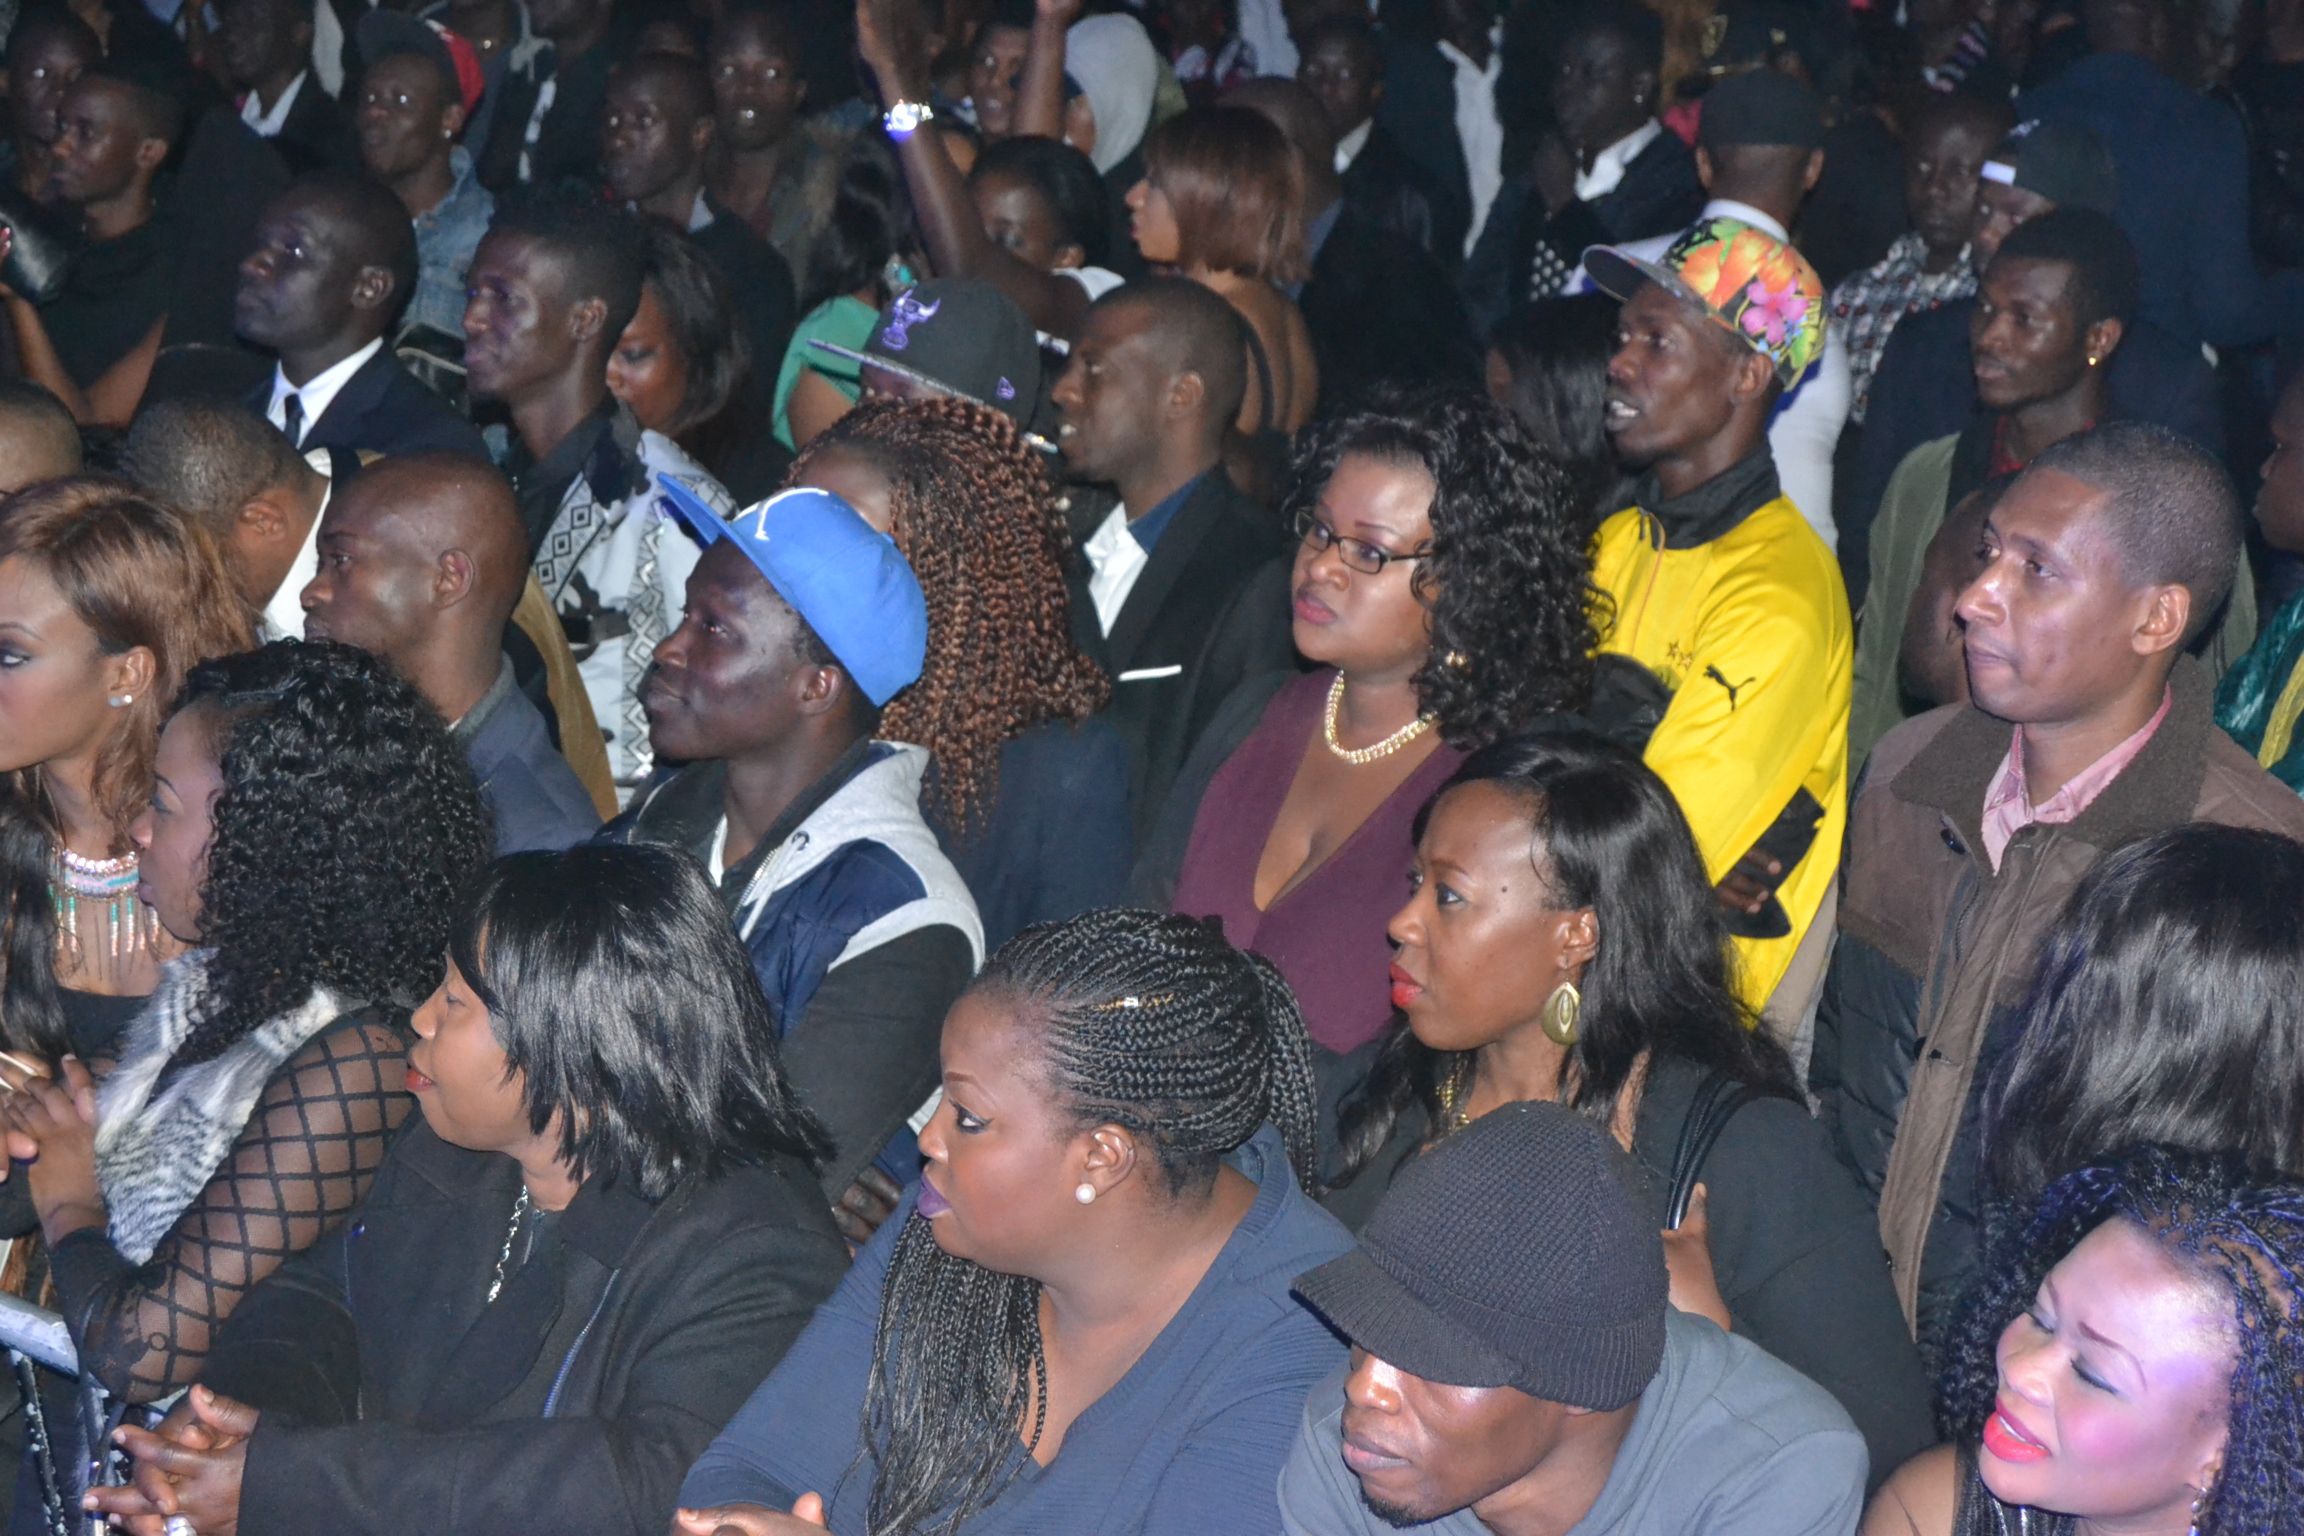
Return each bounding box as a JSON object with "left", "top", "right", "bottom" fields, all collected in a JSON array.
[
  {"left": 266, "top": 336, "right": 383, "bottom": 447},
  {"left": 260, "top": 452, "right": 334, "bottom": 641},
  {"left": 240, "top": 70, "right": 309, "bottom": 137},
  {"left": 1438, "top": 28, "right": 1504, "bottom": 257},
  {"left": 1083, "top": 505, "right": 1149, "bottom": 636},
  {"left": 1333, "top": 118, "right": 1374, "bottom": 175},
  {"left": 1574, "top": 118, "right": 1664, "bottom": 204}
]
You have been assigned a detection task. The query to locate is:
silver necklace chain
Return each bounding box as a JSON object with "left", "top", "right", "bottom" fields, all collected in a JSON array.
[{"left": 486, "top": 1187, "right": 533, "bottom": 1305}]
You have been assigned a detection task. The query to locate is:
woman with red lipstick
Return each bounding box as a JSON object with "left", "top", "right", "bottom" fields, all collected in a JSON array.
[
  {"left": 1328, "top": 730, "right": 1937, "bottom": 1487},
  {"left": 1863, "top": 1144, "right": 2304, "bottom": 1536},
  {"left": 1151, "top": 383, "right": 1597, "bottom": 1153},
  {"left": 0, "top": 640, "right": 487, "bottom": 1516},
  {"left": 91, "top": 844, "right": 847, "bottom": 1536}
]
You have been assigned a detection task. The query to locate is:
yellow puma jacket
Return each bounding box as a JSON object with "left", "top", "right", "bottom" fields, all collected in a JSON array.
[{"left": 1591, "top": 451, "right": 1853, "bottom": 1011}]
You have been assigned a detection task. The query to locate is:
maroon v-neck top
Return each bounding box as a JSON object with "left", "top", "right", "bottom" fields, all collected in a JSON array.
[{"left": 1172, "top": 670, "right": 1465, "bottom": 1054}]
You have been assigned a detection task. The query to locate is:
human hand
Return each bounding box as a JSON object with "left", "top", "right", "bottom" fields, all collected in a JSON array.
[
  {"left": 854, "top": 0, "right": 927, "bottom": 97},
  {"left": 90, "top": 1386, "right": 258, "bottom": 1536},
  {"left": 1713, "top": 850, "right": 1782, "bottom": 918},
  {"left": 673, "top": 1492, "right": 830, "bottom": 1535},
  {"left": 1661, "top": 1184, "right": 1733, "bottom": 1331},
  {"left": 1034, "top": 0, "right": 1083, "bottom": 30},
  {"left": 3, "top": 1055, "right": 104, "bottom": 1234},
  {"left": 831, "top": 1167, "right": 903, "bottom": 1249},
  {"left": 1532, "top": 134, "right": 1578, "bottom": 218}
]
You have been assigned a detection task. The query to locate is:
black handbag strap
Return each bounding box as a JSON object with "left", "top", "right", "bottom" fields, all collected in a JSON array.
[{"left": 1664, "top": 1069, "right": 1771, "bottom": 1231}]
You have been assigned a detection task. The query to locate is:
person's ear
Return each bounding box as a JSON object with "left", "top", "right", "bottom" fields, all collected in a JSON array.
[
  {"left": 690, "top": 111, "right": 715, "bottom": 158},
  {"left": 1694, "top": 144, "right": 1715, "bottom": 190},
  {"left": 1052, "top": 240, "right": 1086, "bottom": 271},
  {"left": 441, "top": 100, "right": 467, "bottom": 141},
  {"left": 2083, "top": 315, "right": 2125, "bottom": 368},
  {"left": 1802, "top": 146, "right": 1825, "bottom": 192},
  {"left": 236, "top": 493, "right": 290, "bottom": 547},
  {"left": 2131, "top": 582, "right": 2191, "bottom": 657},
  {"left": 1631, "top": 65, "right": 1659, "bottom": 112},
  {"left": 1368, "top": 77, "right": 1385, "bottom": 108},
  {"left": 133, "top": 134, "right": 169, "bottom": 175},
  {"left": 102, "top": 644, "right": 156, "bottom": 707},
  {"left": 1075, "top": 1123, "right": 1137, "bottom": 1201},
  {"left": 1556, "top": 906, "right": 1599, "bottom": 976},
  {"left": 1728, "top": 345, "right": 1775, "bottom": 408},
  {"left": 569, "top": 294, "right": 609, "bottom": 347},
  {"left": 349, "top": 262, "right": 396, "bottom": 314},
  {"left": 1167, "top": 367, "right": 1208, "bottom": 421},
  {"left": 435, "top": 549, "right": 477, "bottom": 609},
  {"left": 792, "top": 658, "right": 848, "bottom": 717}
]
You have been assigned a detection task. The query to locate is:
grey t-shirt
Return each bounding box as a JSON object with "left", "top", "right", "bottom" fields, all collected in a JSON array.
[{"left": 1277, "top": 1310, "right": 1868, "bottom": 1536}]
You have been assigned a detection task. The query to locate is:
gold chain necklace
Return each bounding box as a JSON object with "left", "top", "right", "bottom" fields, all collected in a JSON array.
[{"left": 1322, "top": 673, "right": 1434, "bottom": 766}]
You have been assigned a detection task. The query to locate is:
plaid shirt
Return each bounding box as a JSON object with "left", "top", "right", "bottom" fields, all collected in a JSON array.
[{"left": 1830, "top": 232, "right": 1977, "bottom": 424}]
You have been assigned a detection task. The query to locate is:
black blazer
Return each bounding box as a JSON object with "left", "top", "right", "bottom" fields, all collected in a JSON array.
[
  {"left": 202, "top": 1119, "right": 849, "bottom": 1536},
  {"left": 1302, "top": 199, "right": 1481, "bottom": 414},
  {"left": 1374, "top": 38, "right": 1473, "bottom": 252},
  {"left": 1341, "top": 121, "right": 1470, "bottom": 270},
  {"left": 266, "top": 78, "right": 359, "bottom": 178},
  {"left": 244, "top": 345, "right": 489, "bottom": 461},
  {"left": 1068, "top": 470, "right": 1295, "bottom": 846},
  {"left": 690, "top": 197, "right": 799, "bottom": 383}
]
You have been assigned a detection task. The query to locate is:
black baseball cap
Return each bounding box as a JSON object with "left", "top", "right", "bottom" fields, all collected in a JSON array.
[
  {"left": 807, "top": 279, "right": 1043, "bottom": 425},
  {"left": 1983, "top": 119, "right": 2118, "bottom": 213},
  {"left": 1699, "top": 68, "right": 1824, "bottom": 150}
]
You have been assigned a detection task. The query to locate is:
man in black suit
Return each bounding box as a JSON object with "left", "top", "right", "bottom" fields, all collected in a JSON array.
[
  {"left": 214, "top": 0, "right": 357, "bottom": 176},
  {"left": 1300, "top": 15, "right": 1469, "bottom": 270},
  {"left": 1051, "top": 278, "right": 1296, "bottom": 845},
  {"left": 237, "top": 171, "right": 488, "bottom": 460},
  {"left": 600, "top": 52, "right": 796, "bottom": 375},
  {"left": 1232, "top": 77, "right": 1478, "bottom": 414}
]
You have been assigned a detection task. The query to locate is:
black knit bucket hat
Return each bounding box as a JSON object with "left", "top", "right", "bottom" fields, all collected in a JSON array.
[{"left": 1294, "top": 1101, "right": 1667, "bottom": 1411}]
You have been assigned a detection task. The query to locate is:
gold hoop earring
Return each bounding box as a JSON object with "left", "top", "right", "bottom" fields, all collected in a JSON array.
[{"left": 1541, "top": 981, "right": 1581, "bottom": 1046}]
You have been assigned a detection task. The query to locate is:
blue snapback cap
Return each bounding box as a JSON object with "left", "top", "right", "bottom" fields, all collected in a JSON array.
[{"left": 657, "top": 477, "right": 928, "bottom": 707}]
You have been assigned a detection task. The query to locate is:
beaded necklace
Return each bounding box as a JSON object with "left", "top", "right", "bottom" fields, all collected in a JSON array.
[{"left": 53, "top": 846, "right": 154, "bottom": 962}]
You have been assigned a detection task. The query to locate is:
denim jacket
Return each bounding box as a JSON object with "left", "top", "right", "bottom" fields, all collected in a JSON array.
[{"left": 407, "top": 148, "right": 494, "bottom": 339}]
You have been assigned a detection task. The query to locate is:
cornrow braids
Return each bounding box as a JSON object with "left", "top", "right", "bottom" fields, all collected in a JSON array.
[
  {"left": 1938, "top": 1144, "right": 2304, "bottom": 1536},
  {"left": 791, "top": 397, "right": 1110, "bottom": 832},
  {"left": 859, "top": 909, "right": 1320, "bottom": 1536}
]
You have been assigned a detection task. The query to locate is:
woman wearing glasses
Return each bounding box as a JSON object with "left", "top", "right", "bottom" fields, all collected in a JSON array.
[{"left": 1137, "top": 383, "right": 1601, "bottom": 1187}]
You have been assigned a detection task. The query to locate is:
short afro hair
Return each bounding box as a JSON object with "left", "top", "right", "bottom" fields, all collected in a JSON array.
[
  {"left": 1993, "top": 207, "right": 2140, "bottom": 330},
  {"left": 1092, "top": 277, "right": 1248, "bottom": 436},
  {"left": 119, "top": 396, "right": 307, "bottom": 546},
  {"left": 288, "top": 169, "right": 421, "bottom": 326},
  {"left": 0, "top": 380, "right": 82, "bottom": 475},
  {"left": 484, "top": 183, "right": 652, "bottom": 350},
  {"left": 2027, "top": 420, "right": 2240, "bottom": 645},
  {"left": 79, "top": 56, "right": 188, "bottom": 150},
  {"left": 1568, "top": 0, "right": 1665, "bottom": 78}
]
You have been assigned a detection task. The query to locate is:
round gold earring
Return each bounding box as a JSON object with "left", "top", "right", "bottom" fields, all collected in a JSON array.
[{"left": 1541, "top": 981, "right": 1581, "bottom": 1046}]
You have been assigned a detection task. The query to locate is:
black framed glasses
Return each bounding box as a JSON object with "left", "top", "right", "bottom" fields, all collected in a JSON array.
[{"left": 1291, "top": 508, "right": 1432, "bottom": 576}]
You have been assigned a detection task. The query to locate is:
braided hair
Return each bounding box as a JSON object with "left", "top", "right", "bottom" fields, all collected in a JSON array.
[
  {"left": 1937, "top": 1144, "right": 2304, "bottom": 1536},
  {"left": 792, "top": 396, "right": 1110, "bottom": 832},
  {"left": 860, "top": 909, "right": 1321, "bottom": 1536}
]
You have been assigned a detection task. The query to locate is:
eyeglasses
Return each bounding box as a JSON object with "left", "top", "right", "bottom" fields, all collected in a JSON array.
[{"left": 1292, "top": 509, "right": 1432, "bottom": 576}]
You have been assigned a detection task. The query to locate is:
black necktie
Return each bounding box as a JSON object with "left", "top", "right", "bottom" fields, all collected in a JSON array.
[{"left": 281, "top": 393, "right": 305, "bottom": 447}]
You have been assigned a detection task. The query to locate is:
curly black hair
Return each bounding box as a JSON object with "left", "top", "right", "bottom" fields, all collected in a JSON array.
[
  {"left": 1278, "top": 382, "right": 1604, "bottom": 750},
  {"left": 1937, "top": 1144, "right": 2304, "bottom": 1536},
  {"left": 169, "top": 640, "right": 492, "bottom": 1066}
]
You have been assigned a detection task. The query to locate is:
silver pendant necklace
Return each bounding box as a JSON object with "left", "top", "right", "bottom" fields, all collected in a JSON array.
[{"left": 486, "top": 1187, "right": 534, "bottom": 1304}]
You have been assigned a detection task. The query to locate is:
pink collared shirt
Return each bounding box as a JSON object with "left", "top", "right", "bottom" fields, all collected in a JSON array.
[{"left": 1980, "top": 688, "right": 2173, "bottom": 872}]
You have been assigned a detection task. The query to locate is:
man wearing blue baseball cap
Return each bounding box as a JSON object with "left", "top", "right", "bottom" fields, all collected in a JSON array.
[{"left": 604, "top": 485, "right": 985, "bottom": 1224}]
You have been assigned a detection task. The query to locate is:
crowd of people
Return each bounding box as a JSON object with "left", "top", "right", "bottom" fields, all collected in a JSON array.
[{"left": 0, "top": 0, "right": 2300, "bottom": 1527}]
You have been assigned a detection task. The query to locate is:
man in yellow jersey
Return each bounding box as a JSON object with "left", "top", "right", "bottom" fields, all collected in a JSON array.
[{"left": 1583, "top": 217, "right": 1850, "bottom": 1020}]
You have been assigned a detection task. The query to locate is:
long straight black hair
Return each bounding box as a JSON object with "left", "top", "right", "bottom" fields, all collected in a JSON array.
[
  {"left": 449, "top": 845, "right": 833, "bottom": 1198},
  {"left": 1334, "top": 730, "right": 1797, "bottom": 1185},
  {"left": 1984, "top": 824, "right": 2304, "bottom": 1211}
]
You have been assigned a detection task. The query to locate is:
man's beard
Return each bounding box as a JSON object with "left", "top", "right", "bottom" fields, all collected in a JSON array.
[{"left": 1361, "top": 1485, "right": 1440, "bottom": 1530}]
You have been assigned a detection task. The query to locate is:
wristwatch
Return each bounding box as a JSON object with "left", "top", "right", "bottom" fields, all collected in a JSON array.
[{"left": 884, "top": 100, "right": 935, "bottom": 140}]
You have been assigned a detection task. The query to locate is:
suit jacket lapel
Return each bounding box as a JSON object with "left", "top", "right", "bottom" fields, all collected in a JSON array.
[
  {"left": 306, "top": 348, "right": 395, "bottom": 444},
  {"left": 1103, "top": 471, "right": 1221, "bottom": 672}
]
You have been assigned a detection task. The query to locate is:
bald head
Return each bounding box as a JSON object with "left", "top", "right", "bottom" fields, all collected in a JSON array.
[
  {"left": 0, "top": 382, "right": 82, "bottom": 494},
  {"left": 300, "top": 452, "right": 529, "bottom": 714}
]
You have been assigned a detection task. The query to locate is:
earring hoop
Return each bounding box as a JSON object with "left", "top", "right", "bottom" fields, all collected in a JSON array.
[
  {"left": 1540, "top": 981, "right": 1581, "bottom": 1046},
  {"left": 1074, "top": 1181, "right": 1097, "bottom": 1205}
]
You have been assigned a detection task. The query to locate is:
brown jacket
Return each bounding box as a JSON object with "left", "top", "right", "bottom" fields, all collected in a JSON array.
[{"left": 1816, "top": 659, "right": 2304, "bottom": 1335}]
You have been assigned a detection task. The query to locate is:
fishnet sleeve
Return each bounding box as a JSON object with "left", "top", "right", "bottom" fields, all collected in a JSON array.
[{"left": 47, "top": 1013, "right": 413, "bottom": 1402}]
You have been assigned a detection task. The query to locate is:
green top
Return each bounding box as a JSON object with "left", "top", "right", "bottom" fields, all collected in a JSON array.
[
  {"left": 772, "top": 294, "right": 878, "bottom": 449},
  {"left": 2216, "top": 587, "right": 2304, "bottom": 794}
]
